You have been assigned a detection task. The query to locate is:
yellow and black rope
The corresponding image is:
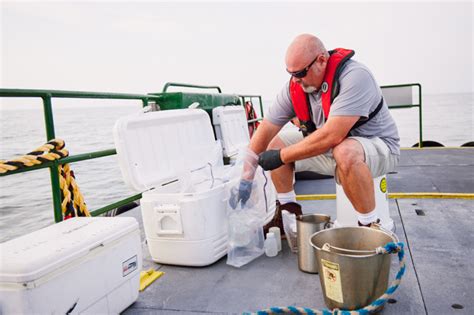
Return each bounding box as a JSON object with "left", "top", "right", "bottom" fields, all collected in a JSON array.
[
  {"left": 0, "top": 139, "right": 90, "bottom": 219},
  {"left": 0, "top": 139, "right": 68, "bottom": 173}
]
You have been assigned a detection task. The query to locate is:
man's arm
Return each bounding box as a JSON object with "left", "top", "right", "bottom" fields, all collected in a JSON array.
[
  {"left": 249, "top": 119, "right": 284, "bottom": 155},
  {"left": 229, "top": 119, "right": 284, "bottom": 207},
  {"left": 280, "top": 115, "right": 359, "bottom": 163}
]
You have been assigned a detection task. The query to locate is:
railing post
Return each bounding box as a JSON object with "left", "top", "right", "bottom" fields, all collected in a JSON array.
[
  {"left": 50, "top": 161, "right": 62, "bottom": 222},
  {"left": 42, "top": 95, "right": 63, "bottom": 222},
  {"left": 418, "top": 84, "right": 423, "bottom": 148}
]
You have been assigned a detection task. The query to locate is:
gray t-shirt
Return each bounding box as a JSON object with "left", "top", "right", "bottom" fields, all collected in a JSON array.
[{"left": 267, "top": 59, "right": 400, "bottom": 155}]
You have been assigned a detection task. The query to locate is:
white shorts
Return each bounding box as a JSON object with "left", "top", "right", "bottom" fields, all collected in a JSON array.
[{"left": 278, "top": 130, "right": 399, "bottom": 178}]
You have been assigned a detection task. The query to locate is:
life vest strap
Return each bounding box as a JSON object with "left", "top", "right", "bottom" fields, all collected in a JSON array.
[
  {"left": 289, "top": 82, "right": 317, "bottom": 136},
  {"left": 350, "top": 96, "right": 384, "bottom": 131}
]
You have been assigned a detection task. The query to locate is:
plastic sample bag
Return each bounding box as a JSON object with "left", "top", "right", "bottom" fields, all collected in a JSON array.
[{"left": 226, "top": 148, "right": 270, "bottom": 267}]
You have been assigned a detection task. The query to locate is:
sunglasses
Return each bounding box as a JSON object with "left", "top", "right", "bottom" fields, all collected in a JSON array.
[{"left": 287, "top": 55, "right": 319, "bottom": 78}]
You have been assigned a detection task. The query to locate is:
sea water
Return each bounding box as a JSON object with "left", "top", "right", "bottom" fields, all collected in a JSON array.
[{"left": 0, "top": 93, "right": 472, "bottom": 242}]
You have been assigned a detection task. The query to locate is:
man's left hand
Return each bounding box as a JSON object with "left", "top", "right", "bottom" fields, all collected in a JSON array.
[{"left": 258, "top": 149, "right": 284, "bottom": 170}]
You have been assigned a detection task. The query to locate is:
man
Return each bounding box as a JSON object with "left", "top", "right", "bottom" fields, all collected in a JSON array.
[{"left": 234, "top": 34, "right": 400, "bottom": 232}]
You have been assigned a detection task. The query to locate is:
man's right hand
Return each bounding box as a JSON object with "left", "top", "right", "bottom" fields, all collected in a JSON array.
[
  {"left": 229, "top": 180, "right": 253, "bottom": 209},
  {"left": 258, "top": 149, "right": 284, "bottom": 171}
]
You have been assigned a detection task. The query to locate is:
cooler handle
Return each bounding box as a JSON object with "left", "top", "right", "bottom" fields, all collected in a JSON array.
[{"left": 154, "top": 204, "right": 183, "bottom": 235}]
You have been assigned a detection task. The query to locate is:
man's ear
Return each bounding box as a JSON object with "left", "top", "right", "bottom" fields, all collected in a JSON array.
[{"left": 319, "top": 55, "right": 328, "bottom": 69}]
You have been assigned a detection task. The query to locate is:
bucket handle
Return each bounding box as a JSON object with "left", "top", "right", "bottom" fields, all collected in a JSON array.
[
  {"left": 322, "top": 243, "right": 378, "bottom": 255},
  {"left": 371, "top": 224, "right": 400, "bottom": 243},
  {"left": 321, "top": 226, "right": 400, "bottom": 255}
]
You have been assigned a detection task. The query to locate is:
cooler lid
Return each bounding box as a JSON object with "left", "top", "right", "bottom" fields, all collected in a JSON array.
[
  {"left": 212, "top": 106, "right": 250, "bottom": 157},
  {"left": 0, "top": 217, "right": 138, "bottom": 283},
  {"left": 113, "top": 109, "right": 222, "bottom": 192}
]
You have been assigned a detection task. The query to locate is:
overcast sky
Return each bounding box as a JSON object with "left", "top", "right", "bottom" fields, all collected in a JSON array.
[{"left": 1, "top": 1, "right": 473, "bottom": 100}]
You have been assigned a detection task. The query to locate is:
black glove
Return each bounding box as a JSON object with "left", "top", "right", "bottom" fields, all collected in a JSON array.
[
  {"left": 229, "top": 180, "right": 253, "bottom": 209},
  {"left": 258, "top": 149, "right": 284, "bottom": 171}
]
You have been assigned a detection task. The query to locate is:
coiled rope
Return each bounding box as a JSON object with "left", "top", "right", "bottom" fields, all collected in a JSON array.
[
  {"left": 0, "top": 139, "right": 90, "bottom": 219},
  {"left": 247, "top": 242, "right": 405, "bottom": 315}
]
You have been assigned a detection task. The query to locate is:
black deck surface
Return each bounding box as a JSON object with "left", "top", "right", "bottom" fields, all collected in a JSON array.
[{"left": 122, "top": 148, "right": 473, "bottom": 314}]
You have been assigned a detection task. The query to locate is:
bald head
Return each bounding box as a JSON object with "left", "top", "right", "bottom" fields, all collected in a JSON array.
[{"left": 285, "top": 34, "right": 327, "bottom": 71}]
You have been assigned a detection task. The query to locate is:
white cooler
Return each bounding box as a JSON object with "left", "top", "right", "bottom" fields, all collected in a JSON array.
[
  {"left": 113, "top": 107, "right": 276, "bottom": 267},
  {"left": 212, "top": 105, "right": 250, "bottom": 158},
  {"left": 0, "top": 217, "right": 142, "bottom": 314}
]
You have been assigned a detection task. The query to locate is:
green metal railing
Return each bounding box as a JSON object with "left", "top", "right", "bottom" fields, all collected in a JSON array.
[
  {"left": 162, "top": 82, "right": 222, "bottom": 93},
  {"left": 0, "top": 84, "right": 265, "bottom": 224},
  {"left": 381, "top": 83, "right": 423, "bottom": 147},
  {"left": 0, "top": 88, "right": 160, "bottom": 222}
]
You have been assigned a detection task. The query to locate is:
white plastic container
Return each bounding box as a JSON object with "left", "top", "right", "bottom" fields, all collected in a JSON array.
[
  {"left": 114, "top": 107, "right": 276, "bottom": 267},
  {"left": 264, "top": 232, "right": 278, "bottom": 257},
  {"left": 0, "top": 217, "right": 142, "bottom": 314},
  {"left": 334, "top": 175, "right": 394, "bottom": 231},
  {"left": 269, "top": 227, "right": 282, "bottom": 252},
  {"left": 212, "top": 105, "right": 250, "bottom": 158}
]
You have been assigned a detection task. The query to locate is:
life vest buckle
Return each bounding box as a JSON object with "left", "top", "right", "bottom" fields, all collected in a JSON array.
[{"left": 299, "top": 124, "right": 312, "bottom": 137}]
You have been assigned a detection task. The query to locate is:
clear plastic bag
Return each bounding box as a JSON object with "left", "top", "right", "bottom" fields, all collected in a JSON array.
[
  {"left": 225, "top": 148, "right": 269, "bottom": 268},
  {"left": 226, "top": 211, "right": 265, "bottom": 267}
]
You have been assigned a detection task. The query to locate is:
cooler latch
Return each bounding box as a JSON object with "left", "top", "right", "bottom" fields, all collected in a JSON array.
[{"left": 154, "top": 204, "right": 183, "bottom": 235}]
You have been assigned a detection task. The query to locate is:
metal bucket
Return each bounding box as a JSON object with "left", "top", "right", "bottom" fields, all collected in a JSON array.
[
  {"left": 310, "top": 227, "right": 397, "bottom": 310},
  {"left": 296, "top": 214, "right": 331, "bottom": 273}
]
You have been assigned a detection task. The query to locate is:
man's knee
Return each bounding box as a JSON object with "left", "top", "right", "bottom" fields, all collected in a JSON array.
[
  {"left": 267, "top": 135, "right": 288, "bottom": 150},
  {"left": 333, "top": 139, "right": 365, "bottom": 172}
]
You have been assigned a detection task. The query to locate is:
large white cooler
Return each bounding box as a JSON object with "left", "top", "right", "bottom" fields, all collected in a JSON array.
[
  {"left": 0, "top": 217, "right": 142, "bottom": 314},
  {"left": 113, "top": 107, "right": 276, "bottom": 266}
]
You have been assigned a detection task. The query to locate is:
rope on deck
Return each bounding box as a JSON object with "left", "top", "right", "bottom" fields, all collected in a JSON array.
[
  {"left": 0, "top": 139, "right": 90, "bottom": 219},
  {"left": 247, "top": 242, "right": 405, "bottom": 315}
]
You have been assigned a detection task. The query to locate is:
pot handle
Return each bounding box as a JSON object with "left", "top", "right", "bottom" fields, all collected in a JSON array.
[{"left": 324, "top": 221, "right": 334, "bottom": 229}]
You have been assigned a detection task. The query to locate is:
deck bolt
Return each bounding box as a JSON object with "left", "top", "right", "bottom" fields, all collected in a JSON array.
[
  {"left": 451, "top": 304, "right": 464, "bottom": 309},
  {"left": 387, "top": 298, "right": 397, "bottom": 304}
]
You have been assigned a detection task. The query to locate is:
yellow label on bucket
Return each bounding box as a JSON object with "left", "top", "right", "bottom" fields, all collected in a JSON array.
[{"left": 321, "top": 259, "right": 344, "bottom": 304}]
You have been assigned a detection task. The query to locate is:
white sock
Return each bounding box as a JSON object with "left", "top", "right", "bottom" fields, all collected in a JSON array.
[
  {"left": 278, "top": 190, "right": 296, "bottom": 205},
  {"left": 357, "top": 209, "right": 378, "bottom": 225}
]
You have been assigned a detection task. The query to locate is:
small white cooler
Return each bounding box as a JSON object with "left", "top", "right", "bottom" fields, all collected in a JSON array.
[
  {"left": 335, "top": 175, "right": 394, "bottom": 231},
  {"left": 212, "top": 105, "right": 250, "bottom": 158},
  {"left": 113, "top": 107, "right": 276, "bottom": 267},
  {"left": 0, "top": 217, "right": 142, "bottom": 314}
]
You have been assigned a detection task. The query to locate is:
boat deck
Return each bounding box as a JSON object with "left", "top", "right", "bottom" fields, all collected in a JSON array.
[{"left": 122, "top": 148, "right": 473, "bottom": 314}]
